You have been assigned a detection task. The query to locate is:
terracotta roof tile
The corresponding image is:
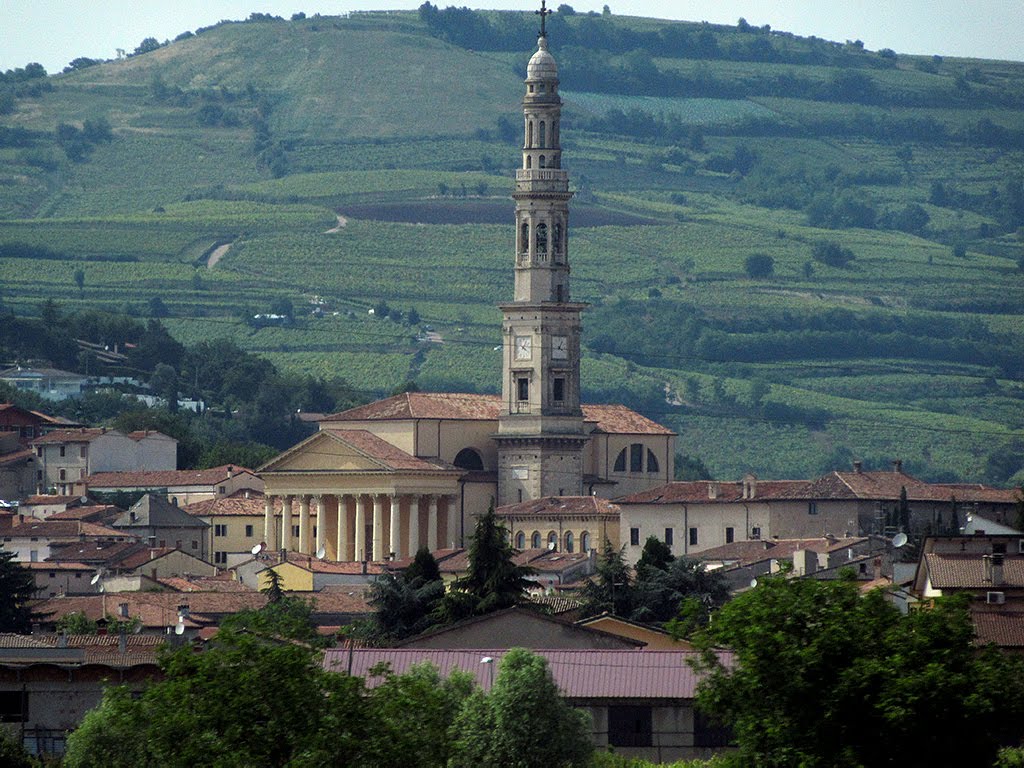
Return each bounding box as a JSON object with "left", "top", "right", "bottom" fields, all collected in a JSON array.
[
  {"left": 0, "top": 448, "right": 33, "bottom": 468},
  {"left": 973, "top": 612, "right": 1024, "bottom": 647},
  {"left": 20, "top": 495, "right": 82, "bottom": 506},
  {"left": 496, "top": 496, "right": 620, "bottom": 519},
  {"left": 47, "top": 505, "right": 121, "bottom": 522},
  {"left": 321, "top": 392, "right": 672, "bottom": 435},
  {"left": 694, "top": 537, "right": 868, "bottom": 568},
  {"left": 31, "top": 428, "right": 109, "bottom": 445},
  {"left": 618, "top": 480, "right": 808, "bottom": 504},
  {"left": 9, "top": 518, "right": 128, "bottom": 538},
  {"left": 924, "top": 553, "right": 1024, "bottom": 589},
  {"left": 183, "top": 491, "right": 272, "bottom": 518},
  {"left": 158, "top": 576, "right": 255, "bottom": 592},
  {"left": 322, "top": 429, "right": 457, "bottom": 472},
  {"left": 47, "top": 540, "right": 148, "bottom": 565},
  {"left": 276, "top": 552, "right": 387, "bottom": 574},
  {"left": 86, "top": 465, "right": 257, "bottom": 489}
]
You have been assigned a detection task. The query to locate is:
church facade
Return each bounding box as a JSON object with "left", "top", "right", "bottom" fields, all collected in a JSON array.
[{"left": 258, "top": 29, "right": 675, "bottom": 562}]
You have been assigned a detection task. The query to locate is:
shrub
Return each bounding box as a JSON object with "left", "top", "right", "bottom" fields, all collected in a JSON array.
[
  {"left": 744, "top": 253, "right": 774, "bottom": 278},
  {"left": 812, "top": 240, "right": 855, "bottom": 268}
]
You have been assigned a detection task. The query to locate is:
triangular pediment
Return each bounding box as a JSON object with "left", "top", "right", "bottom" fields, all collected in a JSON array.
[{"left": 260, "top": 430, "right": 393, "bottom": 473}]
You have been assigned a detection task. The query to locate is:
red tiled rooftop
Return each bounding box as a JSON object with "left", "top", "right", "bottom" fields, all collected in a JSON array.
[
  {"left": 183, "top": 490, "right": 272, "bottom": 518},
  {"left": 47, "top": 505, "right": 121, "bottom": 522},
  {"left": 158, "top": 576, "right": 255, "bottom": 593},
  {"left": 923, "top": 553, "right": 1024, "bottom": 590},
  {"left": 0, "top": 448, "right": 33, "bottom": 468},
  {"left": 618, "top": 480, "right": 808, "bottom": 504},
  {"left": 324, "top": 429, "right": 457, "bottom": 472},
  {"left": 973, "top": 612, "right": 1024, "bottom": 647},
  {"left": 21, "top": 495, "right": 81, "bottom": 506},
  {"left": 9, "top": 518, "right": 128, "bottom": 538},
  {"left": 86, "top": 464, "right": 256, "bottom": 489},
  {"left": 31, "top": 428, "right": 108, "bottom": 445},
  {"left": 695, "top": 537, "right": 868, "bottom": 568},
  {"left": 321, "top": 392, "right": 673, "bottom": 435},
  {"left": 496, "top": 496, "right": 620, "bottom": 519}
]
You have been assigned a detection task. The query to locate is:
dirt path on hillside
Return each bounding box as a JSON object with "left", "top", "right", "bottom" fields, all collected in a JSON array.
[
  {"left": 325, "top": 214, "right": 348, "bottom": 233},
  {"left": 207, "top": 242, "right": 232, "bottom": 269}
]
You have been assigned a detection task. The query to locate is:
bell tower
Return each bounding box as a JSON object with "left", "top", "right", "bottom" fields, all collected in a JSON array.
[{"left": 496, "top": 9, "right": 588, "bottom": 506}]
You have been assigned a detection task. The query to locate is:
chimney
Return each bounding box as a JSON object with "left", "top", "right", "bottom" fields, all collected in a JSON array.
[
  {"left": 708, "top": 482, "right": 720, "bottom": 500},
  {"left": 853, "top": 460, "right": 863, "bottom": 473},
  {"left": 992, "top": 553, "right": 1005, "bottom": 586},
  {"left": 892, "top": 459, "right": 903, "bottom": 474},
  {"left": 873, "top": 556, "right": 882, "bottom": 580},
  {"left": 227, "top": 465, "right": 234, "bottom": 478}
]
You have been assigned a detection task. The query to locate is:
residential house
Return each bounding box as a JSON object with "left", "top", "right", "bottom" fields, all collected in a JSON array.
[
  {"left": 0, "top": 403, "right": 76, "bottom": 445},
  {"left": 112, "top": 494, "right": 210, "bottom": 560},
  {"left": 84, "top": 464, "right": 262, "bottom": 506},
  {"left": 32, "top": 428, "right": 177, "bottom": 495},
  {"left": 0, "top": 432, "right": 34, "bottom": 502},
  {"left": 0, "top": 366, "right": 91, "bottom": 401},
  {"left": 182, "top": 489, "right": 274, "bottom": 566},
  {"left": 615, "top": 464, "right": 1018, "bottom": 565},
  {"left": 575, "top": 613, "right": 693, "bottom": 650},
  {"left": 255, "top": 551, "right": 388, "bottom": 592},
  {"left": 24, "top": 561, "right": 96, "bottom": 598},
  {"left": 0, "top": 633, "right": 164, "bottom": 758},
  {"left": 0, "top": 513, "right": 135, "bottom": 563},
  {"left": 326, "top": 648, "right": 733, "bottom": 762}
]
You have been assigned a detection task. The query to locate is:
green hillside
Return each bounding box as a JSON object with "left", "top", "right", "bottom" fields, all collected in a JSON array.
[{"left": 1, "top": 8, "right": 1023, "bottom": 485}]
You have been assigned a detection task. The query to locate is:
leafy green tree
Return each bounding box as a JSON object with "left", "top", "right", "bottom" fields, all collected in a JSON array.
[
  {"left": 744, "top": 253, "right": 774, "bottom": 278},
  {"left": 692, "top": 575, "right": 1024, "bottom": 768},
  {"left": 636, "top": 535, "right": 674, "bottom": 575},
  {"left": 0, "top": 727, "right": 33, "bottom": 768},
  {"left": 675, "top": 452, "right": 712, "bottom": 481},
  {"left": 73, "top": 267, "right": 85, "bottom": 294},
  {"left": 444, "top": 504, "right": 534, "bottom": 617},
  {"left": 578, "top": 540, "right": 633, "bottom": 617},
  {"left": 449, "top": 648, "right": 592, "bottom": 768},
  {"left": 57, "top": 611, "right": 98, "bottom": 635},
  {"left": 363, "top": 570, "right": 444, "bottom": 643},
  {"left": 632, "top": 556, "right": 729, "bottom": 625},
  {"left": 0, "top": 551, "right": 38, "bottom": 632}
]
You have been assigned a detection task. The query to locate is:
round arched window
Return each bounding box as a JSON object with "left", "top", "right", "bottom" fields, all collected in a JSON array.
[
  {"left": 565, "top": 531, "right": 574, "bottom": 553},
  {"left": 581, "top": 531, "right": 591, "bottom": 552},
  {"left": 531, "top": 531, "right": 541, "bottom": 549},
  {"left": 547, "top": 531, "right": 558, "bottom": 550},
  {"left": 515, "top": 531, "right": 526, "bottom": 550},
  {"left": 453, "top": 448, "right": 484, "bottom": 471}
]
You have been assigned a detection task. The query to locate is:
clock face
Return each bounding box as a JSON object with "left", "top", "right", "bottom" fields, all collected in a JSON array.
[
  {"left": 552, "top": 335, "right": 568, "bottom": 359},
  {"left": 514, "top": 335, "right": 533, "bottom": 360}
]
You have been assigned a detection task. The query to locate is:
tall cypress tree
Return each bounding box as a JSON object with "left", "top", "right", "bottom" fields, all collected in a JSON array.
[
  {"left": 449, "top": 504, "right": 534, "bottom": 615},
  {"left": 0, "top": 551, "right": 38, "bottom": 633}
]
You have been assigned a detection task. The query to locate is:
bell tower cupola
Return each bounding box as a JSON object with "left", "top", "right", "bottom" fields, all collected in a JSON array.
[{"left": 496, "top": 7, "right": 588, "bottom": 506}]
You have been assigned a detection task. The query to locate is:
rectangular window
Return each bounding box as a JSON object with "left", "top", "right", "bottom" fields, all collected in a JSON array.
[
  {"left": 808, "top": 501, "right": 818, "bottom": 515},
  {"left": 664, "top": 527, "right": 673, "bottom": 546},
  {"left": 553, "top": 377, "right": 565, "bottom": 402},
  {"left": 517, "top": 377, "right": 530, "bottom": 401},
  {"left": 79, "top": 446, "right": 87, "bottom": 458},
  {"left": 512, "top": 467, "right": 529, "bottom": 480},
  {"left": 689, "top": 527, "right": 698, "bottom": 546},
  {"left": 245, "top": 524, "right": 254, "bottom": 538},
  {"left": 608, "top": 705, "right": 652, "bottom": 748},
  {"left": 218, "top": 485, "right": 226, "bottom": 494},
  {"left": 192, "top": 540, "right": 198, "bottom": 550},
  {"left": 751, "top": 526, "right": 761, "bottom": 540},
  {"left": 726, "top": 526, "right": 735, "bottom": 544},
  {"left": 214, "top": 524, "right": 227, "bottom": 537},
  {"left": 59, "top": 446, "right": 66, "bottom": 457},
  {"left": 630, "top": 527, "right": 640, "bottom": 546},
  {"left": 214, "top": 551, "right": 227, "bottom": 564},
  {"left": 0, "top": 690, "right": 27, "bottom": 722},
  {"left": 35, "top": 447, "right": 42, "bottom": 458},
  {"left": 59, "top": 469, "right": 66, "bottom": 481},
  {"left": 293, "top": 525, "right": 300, "bottom": 538},
  {"left": 630, "top": 443, "right": 643, "bottom": 472}
]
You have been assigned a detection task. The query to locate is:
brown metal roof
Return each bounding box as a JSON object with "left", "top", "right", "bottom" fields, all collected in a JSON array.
[{"left": 325, "top": 648, "right": 728, "bottom": 698}]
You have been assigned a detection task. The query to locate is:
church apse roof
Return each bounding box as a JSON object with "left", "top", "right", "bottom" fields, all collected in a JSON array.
[{"left": 321, "top": 392, "right": 674, "bottom": 436}]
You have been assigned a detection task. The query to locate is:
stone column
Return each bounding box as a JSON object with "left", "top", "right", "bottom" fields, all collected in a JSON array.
[
  {"left": 409, "top": 496, "right": 421, "bottom": 555},
  {"left": 337, "top": 495, "right": 351, "bottom": 562},
  {"left": 372, "top": 494, "right": 385, "bottom": 562},
  {"left": 281, "top": 495, "right": 293, "bottom": 551},
  {"left": 314, "top": 495, "right": 326, "bottom": 557},
  {"left": 389, "top": 495, "right": 401, "bottom": 559},
  {"left": 427, "top": 495, "right": 438, "bottom": 552},
  {"left": 446, "top": 494, "right": 460, "bottom": 548},
  {"left": 298, "top": 496, "right": 311, "bottom": 554},
  {"left": 264, "top": 496, "right": 276, "bottom": 550},
  {"left": 354, "top": 495, "right": 367, "bottom": 561}
]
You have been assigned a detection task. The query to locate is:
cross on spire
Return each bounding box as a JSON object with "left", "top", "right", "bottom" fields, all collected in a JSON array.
[{"left": 536, "top": 0, "right": 551, "bottom": 38}]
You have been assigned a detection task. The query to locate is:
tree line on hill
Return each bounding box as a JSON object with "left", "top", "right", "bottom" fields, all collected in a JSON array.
[{"left": 0, "top": 301, "right": 366, "bottom": 467}]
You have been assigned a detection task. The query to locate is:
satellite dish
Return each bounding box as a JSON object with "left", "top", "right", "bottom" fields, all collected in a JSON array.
[
  {"left": 316, "top": 546, "right": 326, "bottom": 560},
  {"left": 547, "top": 540, "right": 556, "bottom": 551},
  {"left": 749, "top": 578, "right": 758, "bottom": 589},
  {"left": 174, "top": 621, "right": 185, "bottom": 636},
  {"left": 250, "top": 543, "right": 263, "bottom": 556},
  {"left": 133, "top": 623, "right": 143, "bottom": 635},
  {"left": 90, "top": 571, "right": 102, "bottom": 585},
  {"left": 98, "top": 584, "right": 104, "bottom": 593},
  {"left": 892, "top": 532, "right": 908, "bottom": 548}
]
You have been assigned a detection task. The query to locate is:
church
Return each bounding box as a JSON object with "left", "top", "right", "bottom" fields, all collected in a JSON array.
[{"left": 258, "top": 20, "right": 676, "bottom": 562}]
